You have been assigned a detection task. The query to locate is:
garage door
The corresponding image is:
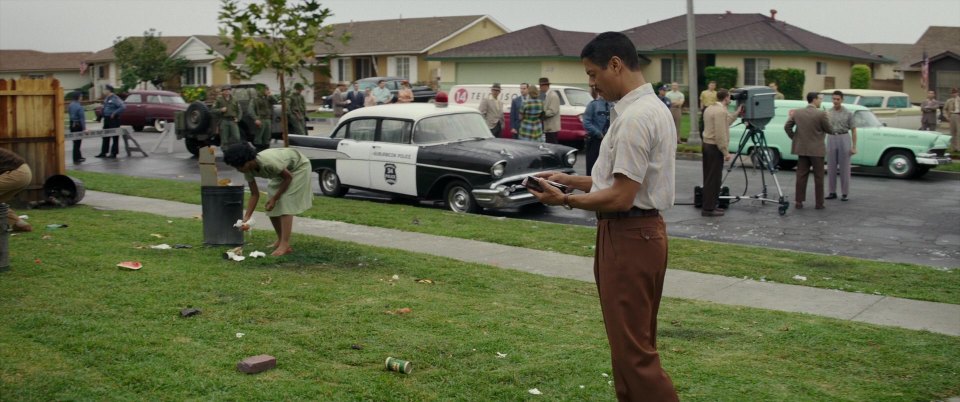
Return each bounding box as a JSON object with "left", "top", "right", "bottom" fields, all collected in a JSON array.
[{"left": 455, "top": 62, "right": 541, "bottom": 85}]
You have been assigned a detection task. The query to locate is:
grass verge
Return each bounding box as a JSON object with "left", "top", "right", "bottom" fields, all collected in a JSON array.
[
  {"left": 2, "top": 206, "right": 958, "bottom": 400},
  {"left": 66, "top": 170, "right": 959, "bottom": 305}
]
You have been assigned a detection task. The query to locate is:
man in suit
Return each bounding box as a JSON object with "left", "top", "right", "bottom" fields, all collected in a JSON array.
[
  {"left": 330, "top": 81, "right": 349, "bottom": 127},
  {"left": 785, "top": 92, "right": 832, "bottom": 210},
  {"left": 510, "top": 83, "right": 529, "bottom": 138},
  {"left": 540, "top": 77, "right": 561, "bottom": 144},
  {"left": 478, "top": 83, "right": 505, "bottom": 137},
  {"left": 346, "top": 82, "right": 365, "bottom": 112}
]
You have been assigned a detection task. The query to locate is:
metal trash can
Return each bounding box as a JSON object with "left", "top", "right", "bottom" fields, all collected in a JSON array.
[
  {"left": 0, "top": 203, "right": 9, "bottom": 271},
  {"left": 43, "top": 175, "right": 85, "bottom": 206},
  {"left": 201, "top": 186, "right": 245, "bottom": 246}
]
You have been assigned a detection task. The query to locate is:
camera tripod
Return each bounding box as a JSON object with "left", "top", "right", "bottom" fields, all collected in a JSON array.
[{"left": 719, "top": 123, "right": 790, "bottom": 216}]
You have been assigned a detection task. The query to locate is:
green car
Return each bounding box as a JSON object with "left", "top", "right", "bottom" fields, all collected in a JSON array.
[{"left": 729, "top": 100, "right": 953, "bottom": 179}]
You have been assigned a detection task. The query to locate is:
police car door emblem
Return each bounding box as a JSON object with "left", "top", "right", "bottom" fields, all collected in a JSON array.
[{"left": 384, "top": 163, "right": 397, "bottom": 185}]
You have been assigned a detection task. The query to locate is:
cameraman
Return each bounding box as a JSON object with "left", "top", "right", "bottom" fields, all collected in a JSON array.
[
  {"left": 701, "top": 89, "right": 741, "bottom": 217},
  {"left": 582, "top": 85, "right": 611, "bottom": 175}
]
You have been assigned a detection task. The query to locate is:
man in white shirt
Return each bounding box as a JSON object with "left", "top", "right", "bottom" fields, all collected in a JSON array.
[{"left": 528, "top": 31, "right": 679, "bottom": 402}]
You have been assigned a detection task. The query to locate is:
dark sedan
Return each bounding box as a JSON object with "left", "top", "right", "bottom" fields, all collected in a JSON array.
[
  {"left": 96, "top": 90, "right": 188, "bottom": 132},
  {"left": 355, "top": 76, "right": 437, "bottom": 103},
  {"left": 290, "top": 104, "right": 577, "bottom": 213}
]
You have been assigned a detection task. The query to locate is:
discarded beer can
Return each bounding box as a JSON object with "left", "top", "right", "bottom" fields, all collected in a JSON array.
[{"left": 385, "top": 357, "right": 413, "bottom": 374}]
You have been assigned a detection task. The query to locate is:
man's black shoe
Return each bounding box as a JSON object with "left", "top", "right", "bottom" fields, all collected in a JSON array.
[
  {"left": 106, "top": 154, "right": 117, "bottom": 159},
  {"left": 825, "top": 193, "right": 838, "bottom": 200},
  {"left": 73, "top": 158, "right": 86, "bottom": 163},
  {"left": 841, "top": 195, "right": 848, "bottom": 201},
  {"left": 94, "top": 154, "right": 107, "bottom": 158}
]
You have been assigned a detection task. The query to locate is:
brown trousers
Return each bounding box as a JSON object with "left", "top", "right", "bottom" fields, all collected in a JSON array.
[
  {"left": 595, "top": 214, "right": 678, "bottom": 402},
  {"left": 796, "top": 156, "right": 825, "bottom": 207},
  {"left": 0, "top": 163, "right": 32, "bottom": 226},
  {"left": 701, "top": 143, "right": 723, "bottom": 211}
]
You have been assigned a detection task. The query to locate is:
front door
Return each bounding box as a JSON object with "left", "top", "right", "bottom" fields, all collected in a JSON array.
[{"left": 368, "top": 119, "right": 417, "bottom": 195}]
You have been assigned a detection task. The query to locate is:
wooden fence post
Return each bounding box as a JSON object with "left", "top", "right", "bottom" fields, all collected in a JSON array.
[{"left": 0, "top": 78, "right": 65, "bottom": 204}]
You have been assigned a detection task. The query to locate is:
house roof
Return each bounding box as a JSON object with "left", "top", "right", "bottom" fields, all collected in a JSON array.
[
  {"left": 899, "top": 26, "right": 960, "bottom": 71},
  {"left": 851, "top": 43, "right": 913, "bottom": 63},
  {"left": 428, "top": 24, "right": 596, "bottom": 59},
  {"left": 318, "top": 15, "right": 506, "bottom": 56},
  {"left": 85, "top": 35, "right": 235, "bottom": 63},
  {"left": 0, "top": 50, "right": 94, "bottom": 72},
  {"left": 621, "top": 13, "right": 889, "bottom": 64}
]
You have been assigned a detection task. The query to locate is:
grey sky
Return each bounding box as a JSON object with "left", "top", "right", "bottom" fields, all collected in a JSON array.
[{"left": 1, "top": 0, "right": 957, "bottom": 53}]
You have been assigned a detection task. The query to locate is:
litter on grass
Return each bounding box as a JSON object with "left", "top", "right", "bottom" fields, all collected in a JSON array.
[
  {"left": 45, "top": 224, "right": 68, "bottom": 229},
  {"left": 224, "top": 247, "right": 245, "bottom": 262},
  {"left": 117, "top": 261, "right": 142, "bottom": 270},
  {"left": 174, "top": 244, "right": 192, "bottom": 249},
  {"left": 385, "top": 307, "right": 412, "bottom": 315},
  {"left": 150, "top": 233, "right": 163, "bottom": 238},
  {"left": 792, "top": 275, "right": 808, "bottom": 281},
  {"left": 496, "top": 352, "right": 507, "bottom": 358},
  {"left": 249, "top": 251, "right": 266, "bottom": 258},
  {"left": 233, "top": 218, "right": 255, "bottom": 231},
  {"left": 528, "top": 388, "right": 542, "bottom": 395},
  {"left": 150, "top": 244, "right": 172, "bottom": 250},
  {"left": 415, "top": 278, "right": 434, "bottom": 284},
  {"left": 236, "top": 332, "right": 245, "bottom": 338}
]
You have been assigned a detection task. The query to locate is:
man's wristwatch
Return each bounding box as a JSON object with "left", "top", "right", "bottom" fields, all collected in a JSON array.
[{"left": 562, "top": 193, "right": 573, "bottom": 210}]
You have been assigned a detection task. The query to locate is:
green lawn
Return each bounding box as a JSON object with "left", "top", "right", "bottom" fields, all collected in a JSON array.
[
  {"left": 66, "top": 171, "right": 960, "bottom": 305},
  {"left": 2, "top": 206, "right": 958, "bottom": 400}
]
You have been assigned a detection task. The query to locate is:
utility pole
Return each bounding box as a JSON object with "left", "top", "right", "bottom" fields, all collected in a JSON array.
[{"left": 685, "top": 0, "right": 701, "bottom": 145}]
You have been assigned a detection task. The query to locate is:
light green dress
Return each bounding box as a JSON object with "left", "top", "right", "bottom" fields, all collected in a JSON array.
[{"left": 243, "top": 148, "right": 313, "bottom": 217}]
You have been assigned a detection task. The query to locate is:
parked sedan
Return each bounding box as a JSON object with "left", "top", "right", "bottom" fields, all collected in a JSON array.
[
  {"left": 96, "top": 90, "right": 188, "bottom": 132},
  {"left": 730, "top": 100, "right": 952, "bottom": 179},
  {"left": 355, "top": 77, "right": 437, "bottom": 103},
  {"left": 290, "top": 104, "right": 578, "bottom": 213},
  {"left": 820, "top": 89, "right": 922, "bottom": 130}
]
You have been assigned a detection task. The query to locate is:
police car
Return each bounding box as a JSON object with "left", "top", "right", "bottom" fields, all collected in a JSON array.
[{"left": 289, "top": 103, "right": 578, "bottom": 213}]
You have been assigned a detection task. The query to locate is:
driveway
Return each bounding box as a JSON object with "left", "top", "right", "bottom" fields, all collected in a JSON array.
[{"left": 66, "top": 122, "right": 960, "bottom": 268}]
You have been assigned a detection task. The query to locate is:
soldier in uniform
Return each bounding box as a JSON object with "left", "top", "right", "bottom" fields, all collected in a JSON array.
[
  {"left": 287, "top": 83, "right": 307, "bottom": 135},
  {"left": 214, "top": 85, "right": 242, "bottom": 147},
  {"left": 253, "top": 85, "right": 276, "bottom": 151}
]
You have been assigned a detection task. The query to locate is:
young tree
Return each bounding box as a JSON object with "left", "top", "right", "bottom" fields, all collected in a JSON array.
[
  {"left": 217, "top": 0, "right": 348, "bottom": 146},
  {"left": 113, "top": 29, "right": 190, "bottom": 91}
]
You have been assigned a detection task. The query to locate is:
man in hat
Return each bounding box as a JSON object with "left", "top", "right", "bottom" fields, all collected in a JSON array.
[
  {"left": 540, "top": 77, "right": 561, "bottom": 144},
  {"left": 214, "top": 85, "right": 242, "bottom": 147},
  {"left": 945, "top": 88, "right": 960, "bottom": 151},
  {"left": 479, "top": 83, "right": 505, "bottom": 137},
  {"left": 252, "top": 85, "right": 276, "bottom": 151},
  {"left": 286, "top": 83, "right": 307, "bottom": 135},
  {"left": 96, "top": 84, "right": 125, "bottom": 158},
  {"left": 331, "top": 81, "right": 350, "bottom": 126}
]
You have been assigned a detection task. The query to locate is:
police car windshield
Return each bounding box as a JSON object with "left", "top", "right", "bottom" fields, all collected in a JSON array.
[{"left": 413, "top": 113, "right": 493, "bottom": 144}]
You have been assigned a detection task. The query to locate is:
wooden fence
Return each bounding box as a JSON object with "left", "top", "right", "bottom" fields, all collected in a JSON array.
[{"left": 0, "top": 78, "right": 65, "bottom": 203}]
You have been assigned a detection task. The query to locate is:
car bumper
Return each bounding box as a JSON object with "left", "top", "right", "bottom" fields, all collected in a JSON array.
[
  {"left": 916, "top": 153, "right": 952, "bottom": 166},
  {"left": 472, "top": 187, "right": 538, "bottom": 209}
]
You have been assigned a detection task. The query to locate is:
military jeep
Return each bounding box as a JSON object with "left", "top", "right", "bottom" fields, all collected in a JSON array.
[{"left": 174, "top": 85, "right": 305, "bottom": 156}]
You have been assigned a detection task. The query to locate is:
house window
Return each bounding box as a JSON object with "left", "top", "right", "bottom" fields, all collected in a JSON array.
[
  {"left": 816, "top": 62, "right": 827, "bottom": 75},
  {"left": 744, "top": 58, "right": 770, "bottom": 85},
  {"left": 27, "top": 73, "right": 46, "bottom": 79},
  {"left": 336, "top": 59, "right": 347, "bottom": 82},
  {"left": 395, "top": 57, "right": 410, "bottom": 80},
  {"left": 98, "top": 65, "right": 107, "bottom": 79},
  {"left": 182, "top": 66, "right": 207, "bottom": 86},
  {"left": 354, "top": 58, "right": 373, "bottom": 79},
  {"left": 661, "top": 58, "right": 684, "bottom": 84}
]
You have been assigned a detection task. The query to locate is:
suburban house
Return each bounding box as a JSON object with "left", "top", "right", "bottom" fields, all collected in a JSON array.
[
  {"left": 0, "top": 50, "right": 93, "bottom": 94},
  {"left": 851, "top": 43, "right": 913, "bottom": 82},
  {"left": 316, "top": 15, "right": 508, "bottom": 89},
  {"left": 896, "top": 26, "right": 960, "bottom": 102},
  {"left": 427, "top": 24, "right": 596, "bottom": 90},
  {"left": 85, "top": 35, "right": 314, "bottom": 101},
  {"left": 431, "top": 12, "right": 892, "bottom": 96}
]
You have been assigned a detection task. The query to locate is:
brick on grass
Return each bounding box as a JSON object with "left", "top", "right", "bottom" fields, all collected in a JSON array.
[{"left": 237, "top": 354, "right": 276, "bottom": 374}]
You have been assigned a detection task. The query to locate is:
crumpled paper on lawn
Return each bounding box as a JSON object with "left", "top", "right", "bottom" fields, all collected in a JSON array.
[{"left": 233, "top": 218, "right": 256, "bottom": 231}]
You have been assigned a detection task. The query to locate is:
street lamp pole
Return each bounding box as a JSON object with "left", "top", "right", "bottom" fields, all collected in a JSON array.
[{"left": 686, "top": 0, "right": 701, "bottom": 145}]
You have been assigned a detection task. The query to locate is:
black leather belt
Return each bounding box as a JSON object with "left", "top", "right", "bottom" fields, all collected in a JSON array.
[
  {"left": 830, "top": 131, "right": 849, "bottom": 135},
  {"left": 596, "top": 207, "right": 659, "bottom": 220}
]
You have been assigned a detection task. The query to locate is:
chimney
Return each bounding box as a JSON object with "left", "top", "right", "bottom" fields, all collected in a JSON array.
[
  {"left": 725, "top": 10, "right": 732, "bottom": 15},
  {"left": 770, "top": 9, "right": 778, "bottom": 21}
]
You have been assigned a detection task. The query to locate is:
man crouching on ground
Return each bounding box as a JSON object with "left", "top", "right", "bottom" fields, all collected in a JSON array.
[{"left": 527, "top": 31, "right": 679, "bottom": 401}]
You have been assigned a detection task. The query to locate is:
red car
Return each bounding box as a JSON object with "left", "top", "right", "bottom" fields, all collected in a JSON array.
[{"left": 95, "top": 90, "right": 188, "bottom": 132}]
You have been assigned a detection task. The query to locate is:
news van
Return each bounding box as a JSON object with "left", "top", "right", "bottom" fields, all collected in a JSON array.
[{"left": 449, "top": 84, "right": 591, "bottom": 147}]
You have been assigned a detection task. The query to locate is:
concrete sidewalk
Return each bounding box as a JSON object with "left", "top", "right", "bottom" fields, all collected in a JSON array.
[{"left": 82, "top": 191, "right": 960, "bottom": 337}]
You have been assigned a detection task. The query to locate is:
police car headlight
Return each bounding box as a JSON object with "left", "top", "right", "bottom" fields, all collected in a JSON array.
[
  {"left": 565, "top": 150, "right": 577, "bottom": 166},
  {"left": 491, "top": 161, "right": 506, "bottom": 178}
]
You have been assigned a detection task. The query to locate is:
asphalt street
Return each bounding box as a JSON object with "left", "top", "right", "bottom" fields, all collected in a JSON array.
[{"left": 66, "top": 122, "right": 960, "bottom": 268}]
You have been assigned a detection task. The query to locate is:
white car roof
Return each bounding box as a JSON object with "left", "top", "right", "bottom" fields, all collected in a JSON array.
[
  {"left": 821, "top": 89, "right": 910, "bottom": 97},
  {"left": 339, "top": 103, "right": 478, "bottom": 122},
  {"left": 775, "top": 99, "right": 868, "bottom": 112}
]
